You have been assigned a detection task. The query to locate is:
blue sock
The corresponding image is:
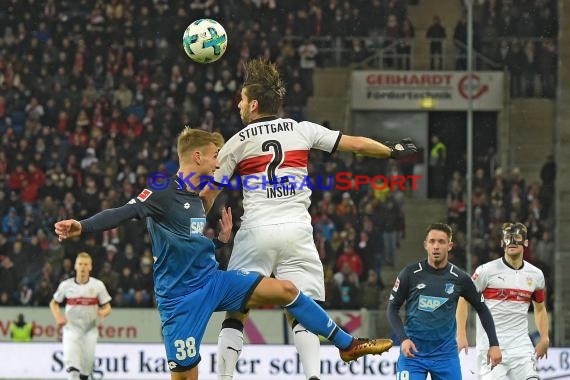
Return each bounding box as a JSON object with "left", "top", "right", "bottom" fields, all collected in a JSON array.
[{"left": 285, "top": 291, "right": 353, "bottom": 349}]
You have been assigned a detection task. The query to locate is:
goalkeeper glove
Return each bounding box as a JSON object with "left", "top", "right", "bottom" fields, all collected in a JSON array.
[{"left": 386, "top": 138, "right": 418, "bottom": 159}]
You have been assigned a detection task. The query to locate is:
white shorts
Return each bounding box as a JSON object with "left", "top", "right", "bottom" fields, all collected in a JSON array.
[
  {"left": 478, "top": 350, "right": 539, "bottom": 380},
  {"left": 229, "top": 223, "right": 325, "bottom": 301},
  {"left": 63, "top": 327, "right": 98, "bottom": 374}
]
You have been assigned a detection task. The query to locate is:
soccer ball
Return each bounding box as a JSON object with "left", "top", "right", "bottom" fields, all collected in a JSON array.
[{"left": 182, "top": 19, "right": 228, "bottom": 64}]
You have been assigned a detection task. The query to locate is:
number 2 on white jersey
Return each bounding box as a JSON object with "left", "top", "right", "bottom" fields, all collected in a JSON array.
[{"left": 262, "top": 140, "right": 283, "bottom": 184}]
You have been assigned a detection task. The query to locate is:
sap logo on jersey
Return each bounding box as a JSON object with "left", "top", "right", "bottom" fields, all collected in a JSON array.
[
  {"left": 418, "top": 295, "right": 448, "bottom": 312},
  {"left": 190, "top": 218, "right": 206, "bottom": 234}
]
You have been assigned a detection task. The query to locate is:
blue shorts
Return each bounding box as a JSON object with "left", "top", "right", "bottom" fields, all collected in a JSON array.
[
  {"left": 397, "top": 354, "right": 462, "bottom": 380},
  {"left": 156, "top": 269, "right": 262, "bottom": 371}
]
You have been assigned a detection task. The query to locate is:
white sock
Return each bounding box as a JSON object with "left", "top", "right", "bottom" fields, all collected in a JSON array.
[
  {"left": 217, "top": 328, "right": 244, "bottom": 380},
  {"left": 67, "top": 370, "right": 80, "bottom": 380},
  {"left": 292, "top": 322, "right": 321, "bottom": 380}
]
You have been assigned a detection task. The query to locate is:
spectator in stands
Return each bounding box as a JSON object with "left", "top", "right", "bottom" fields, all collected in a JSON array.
[
  {"left": 360, "top": 269, "right": 383, "bottom": 310},
  {"left": 397, "top": 18, "right": 414, "bottom": 70},
  {"left": 535, "top": 230, "right": 554, "bottom": 268},
  {"left": 379, "top": 196, "right": 402, "bottom": 267},
  {"left": 9, "top": 313, "right": 33, "bottom": 342},
  {"left": 521, "top": 40, "right": 538, "bottom": 97},
  {"left": 384, "top": 14, "right": 400, "bottom": 68},
  {"left": 453, "top": 14, "right": 468, "bottom": 69},
  {"left": 2, "top": 207, "right": 21, "bottom": 237},
  {"left": 336, "top": 245, "right": 364, "bottom": 279},
  {"left": 506, "top": 39, "right": 524, "bottom": 97},
  {"left": 298, "top": 38, "right": 318, "bottom": 95},
  {"left": 332, "top": 262, "right": 361, "bottom": 309},
  {"left": 540, "top": 155, "right": 556, "bottom": 218},
  {"left": 426, "top": 15, "right": 447, "bottom": 70},
  {"left": 429, "top": 135, "right": 447, "bottom": 198},
  {"left": 538, "top": 39, "right": 557, "bottom": 98}
]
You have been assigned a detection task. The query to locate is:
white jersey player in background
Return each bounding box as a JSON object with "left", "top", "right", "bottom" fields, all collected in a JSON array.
[
  {"left": 49, "top": 252, "right": 112, "bottom": 380},
  {"left": 201, "top": 58, "right": 418, "bottom": 380},
  {"left": 456, "top": 222, "right": 549, "bottom": 379}
]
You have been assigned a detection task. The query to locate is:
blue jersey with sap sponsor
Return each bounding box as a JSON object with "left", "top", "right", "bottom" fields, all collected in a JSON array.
[
  {"left": 130, "top": 176, "right": 218, "bottom": 299},
  {"left": 389, "top": 259, "right": 481, "bottom": 358}
]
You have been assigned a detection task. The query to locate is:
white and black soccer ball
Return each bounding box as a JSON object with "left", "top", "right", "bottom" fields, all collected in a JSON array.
[{"left": 182, "top": 19, "right": 228, "bottom": 64}]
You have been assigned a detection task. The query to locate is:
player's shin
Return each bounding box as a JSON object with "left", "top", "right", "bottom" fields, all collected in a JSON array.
[
  {"left": 285, "top": 292, "right": 352, "bottom": 350},
  {"left": 217, "top": 318, "right": 244, "bottom": 380},
  {"left": 291, "top": 320, "right": 321, "bottom": 379}
]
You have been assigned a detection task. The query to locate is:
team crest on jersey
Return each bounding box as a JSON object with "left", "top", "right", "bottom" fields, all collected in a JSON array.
[
  {"left": 527, "top": 277, "right": 534, "bottom": 287},
  {"left": 445, "top": 283, "right": 455, "bottom": 294},
  {"left": 137, "top": 189, "right": 153, "bottom": 202},
  {"left": 392, "top": 278, "right": 400, "bottom": 292}
]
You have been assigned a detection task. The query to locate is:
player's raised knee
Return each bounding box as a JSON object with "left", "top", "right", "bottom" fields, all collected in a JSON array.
[{"left": 280, "top": 280, "right": 299, "bottom": 299}]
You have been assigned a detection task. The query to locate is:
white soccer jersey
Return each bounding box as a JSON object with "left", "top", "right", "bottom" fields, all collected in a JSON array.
[
  {"left": 53, "top": 277, "right": 112, "bottom": 332},
  {"left": 472, "top": 257, "right": 546, "bottom": 353},
  {"left": 214, "top": 117, "right": 341, "bottom": 228}
]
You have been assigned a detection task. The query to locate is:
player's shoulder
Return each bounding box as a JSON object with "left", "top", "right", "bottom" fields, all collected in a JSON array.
[
  {"left": 58, "top": 277, "right": 75, "bottom": 287},
  {"left": 400, "top": 260, "right": 425, "bottom": 277},
  {"left": 134, "top": 178, "right": 179, "bottom": 203},
  {"left": 448, "top": 263, "right": 470, "bottom": 279},
  {"left": 476, "top": 257, "right": 503, "bottom": 273},
  {"left": 89, "top": 276, "right": 107, "bottom": 287},
  {"left": 523, "top": 260, "right": 545, "bottom": 276}
]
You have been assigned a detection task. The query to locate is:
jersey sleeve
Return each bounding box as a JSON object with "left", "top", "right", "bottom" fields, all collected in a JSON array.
[
  {"left": 532, "top": 270, "right": 547, "bottom": 303},
  {"left": 298, "top": 121, "right": 342, "bottom": 154},
  {"left": 388, "top": 267, "right": 410, "bottom": 308},
  {"left": 52, "top": 281, "right": 68, "bottom": 303},
  {"left": 386, "top": 267, "right": 411, "bottom": 341},
  {"left": 459, "top": 272, "right": 485, "bottom": 307},
  {"left": 97, "top": 279, "right": 112, "bottom": 306},
  {"left": 470, "top": 264, "right": 487, "bottom": 292},
  {"left": 213, "top": 139, "right": 238, "bottom": 184}
]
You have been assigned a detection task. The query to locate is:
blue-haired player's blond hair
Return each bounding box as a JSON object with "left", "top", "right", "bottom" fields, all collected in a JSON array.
[{"left": 177, "top": 127, "right": 224, "bottom": 160}]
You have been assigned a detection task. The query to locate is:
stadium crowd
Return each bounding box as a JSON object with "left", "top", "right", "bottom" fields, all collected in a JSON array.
[{"left": 0, "top": 0, "right": 558, "bottom": 312}]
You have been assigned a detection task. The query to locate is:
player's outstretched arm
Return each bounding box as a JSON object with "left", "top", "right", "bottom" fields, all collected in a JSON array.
[
  {"left": 456, "top": 296, "right": 470, "bottom": 353},
  {"left": 54, "top": 203, "right": 140, "bottom": 241},
  {"left": 338, "top": 135, "right": 418, "bottom": 159},
  {"left": 533, "top": 300, "right": 549, "bottom": 359}
]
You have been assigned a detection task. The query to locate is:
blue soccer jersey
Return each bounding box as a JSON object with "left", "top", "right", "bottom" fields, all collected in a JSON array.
[
  {"left": 129, "top": 177, "right": 219, "bottom": 299},
  {"left": 388, "top": 259, "right": 482, "bottom": 358}
]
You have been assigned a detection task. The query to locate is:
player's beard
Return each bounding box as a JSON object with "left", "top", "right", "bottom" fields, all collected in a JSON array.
[
  {"left": 241, "top": 105, "right": 251, "bottom": 124},
  {"left": 240, "top": 103, "right": 251, "bottom": 125}
]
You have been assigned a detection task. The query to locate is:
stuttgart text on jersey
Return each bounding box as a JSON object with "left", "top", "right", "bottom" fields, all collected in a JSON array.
[{"left": 238, "top": 121, "right": 295, "bottom": 141}]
